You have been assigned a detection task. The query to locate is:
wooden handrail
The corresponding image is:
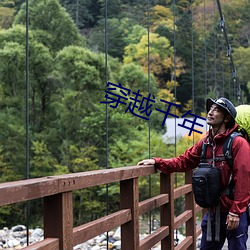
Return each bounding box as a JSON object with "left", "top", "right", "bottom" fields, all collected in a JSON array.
[{"left": 0, "top": 165, "right": 203, "bottom": 250}]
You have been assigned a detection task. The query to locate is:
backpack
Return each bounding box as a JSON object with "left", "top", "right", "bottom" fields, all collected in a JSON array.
[
  {"left": 235, "top": 105, "right": 250, "bottom": 142},
  {"left": 192, "top": 162, "right": 221, "bottom": 208},
  {"left": 192, "top": 131, "right": 241, "bottom": 208}
]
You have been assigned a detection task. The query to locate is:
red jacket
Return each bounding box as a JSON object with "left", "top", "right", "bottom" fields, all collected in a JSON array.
[{"left": 154, "top": 124, "right": 250, "bottom": 216}]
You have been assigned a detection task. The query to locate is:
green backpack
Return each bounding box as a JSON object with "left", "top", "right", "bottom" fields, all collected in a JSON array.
[{"left": 235, "top": 105, "right": 250, "bottom": 142}]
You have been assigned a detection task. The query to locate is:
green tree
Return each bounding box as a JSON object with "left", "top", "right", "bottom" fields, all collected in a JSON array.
[
  {"left": 0, "top": 25, "right": 56, "bottom": 132},
  {"left": 124, "top": 32, "right": 185, "bottom": 89},
  {"left": 0, "top": 6, "right": 15, "bottom": 29},
  {"left": 30, "top": 141, "right": 57, "bottom": 177},
  {"left": 118, "top": 63, "right": 158, "bottom": 96},
  {"left": 87, "top": 17, "right": 137, "bottom": 60},
  {"left": 61, "top": 0, "right": 101, "bottom": 28},
  {"left": 234, "top": 46, "right": 250, "bottom": 102},
  {"left": 14, "top": 0, "right": 84, "bottom": 52}
]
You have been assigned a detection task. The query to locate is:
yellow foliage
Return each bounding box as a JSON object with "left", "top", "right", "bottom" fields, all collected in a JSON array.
[
  {"left": 182, "top": 99, "right": 193, "bottom": 112},
  {"left": 166, "top": 80, "right": 180, "bottom": 92},
  {"left": 183, "top": 132, "right": 204, "bottom": 142},
  {"left": 124, "top": 33, "right": 173, "bottom": 76},
  {"left": 158, "top": 88, "right": 174, "bottom": 100},
  {"left": 0, "top": 7, "right": 14, "bottom": 29},
  {"left": 200, "top": 111, "right": 207, "bottom": 118},
  {"left": 149, "top": 5, "right": 174, "bottom": 32}
]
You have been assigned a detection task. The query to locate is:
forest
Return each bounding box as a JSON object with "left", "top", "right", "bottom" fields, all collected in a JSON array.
[{"left": 0, "top": 0, "right": 249, "bottom": 228}]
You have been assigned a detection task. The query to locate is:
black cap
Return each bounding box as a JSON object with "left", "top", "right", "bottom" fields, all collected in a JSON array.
[{"left": 206, "top": 97, "right": 237, "bottom": 119}]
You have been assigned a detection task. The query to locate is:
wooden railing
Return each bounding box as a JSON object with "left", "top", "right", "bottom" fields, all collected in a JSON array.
[{"left": 0, "top": 165, "right": 203, "bottom": 250}]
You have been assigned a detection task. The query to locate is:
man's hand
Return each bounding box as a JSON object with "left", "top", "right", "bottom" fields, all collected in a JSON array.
[
  {"left": 226, "top": 213, "right": 240, "bottom": 230},
  {"left": 137, "top": 159, "right": 155, "bottom": 166}
]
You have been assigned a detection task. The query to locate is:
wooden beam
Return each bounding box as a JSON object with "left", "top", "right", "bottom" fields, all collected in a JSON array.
[
  {"left": 22, "top": 238, "right": 59, "bottom": 250},
  {"left": 174, "top": 184, "right": 192, "bottom": 199},
  {"left": 175, "top": 236, "right": 193, "bottom": 250},
  {"left": 160, "top": 173, "right": 174, "bottom": 250},
  {"left": 120, "top": 178, "right": 140, "bottom": 250},
  {"left": 196, "top": 226, "right": 202, "bottom": 237},
  {"left": 44, "top": 192, "right": 73, "bottom": 250},
  {"left": 0, "top": 177, "right": 59, "bottom": 206},
  {"left": 140, "top": 226, "right": 169, "bottom": 250},
  {"left": 139, "top": 194, "right": 169, "bottom": 215},
  {"left": 58, "top": 165, "right": 156, "bottom": 192},
  {"left": 174, "top": 210, "right": 192, "bottom": 229},
  {"left": 185, "top": 171, "right": 196, "bottom": 250},
  {"left": 73, "top": 209, "right": 131, "bottom": 245},
  {"left": 0, "top": 165, "right": 156, "bottom": 206}
]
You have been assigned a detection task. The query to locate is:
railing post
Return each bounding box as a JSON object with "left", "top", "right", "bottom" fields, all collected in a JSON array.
[
  {"left": 185, "top": 171, "right": 196, "bottom": 250},
  {"left": 44, "top": 192, "right": 73, "bottom": 250},
  {"left": 160, "top": 173, "right": 174, "bottom": 250},
  {"left": 120, "top": 178, "right": 139, "bottom": 250}
]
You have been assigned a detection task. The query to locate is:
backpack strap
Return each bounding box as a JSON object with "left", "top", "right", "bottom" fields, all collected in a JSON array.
[
  {"left": 223, "top": 132, "right": 242, "bottom": 200},
  {"left": 200, "top": 142, "right": 208, "bottom": 163},
  {"left": 223, "top": 132, "right": 242, "bottom": 169}
]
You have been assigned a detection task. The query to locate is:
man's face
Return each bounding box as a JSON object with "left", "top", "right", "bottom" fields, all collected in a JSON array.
[{"left": 207, "top": 104, "right": 226, "bottom": 127}]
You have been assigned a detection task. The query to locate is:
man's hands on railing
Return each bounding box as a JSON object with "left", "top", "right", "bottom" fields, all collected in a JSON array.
[{"left": 137, "top": 159, "right": 155, "bottom": 166}]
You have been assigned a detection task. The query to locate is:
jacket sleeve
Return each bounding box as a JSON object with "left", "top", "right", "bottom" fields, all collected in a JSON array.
[
  {"left": 153, "top": 140, "right": 203, "bottom": 174},
  {"left": 229, "top": 136, "right": 250, "bottom": 215}
]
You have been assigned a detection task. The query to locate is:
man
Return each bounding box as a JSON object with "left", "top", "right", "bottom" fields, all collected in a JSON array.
[{"left": 138, "top": 97, "right": 250, "bottom": 250}]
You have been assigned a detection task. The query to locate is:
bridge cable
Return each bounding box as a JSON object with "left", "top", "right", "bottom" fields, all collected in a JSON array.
[
  {"left": 172, "top": 0, "right": 179, "bottom": 245},
  {"left": 213, "top": 0, "right": 218, "bottom": 97},
  {"left": 191, "top": 0, "right": 195, "bottom": 144},
  {"left": 218, "top": 23, "right": 225, "bottom": 97},
  {"left": 203, "top": 0, "right": 207, "bottom": 98},
  {"left": 104, "top": 0, "right": 109, "bottom": 248},
  {"left": 147, "top": 0, "right": 152, "bottom": 234},
  {"left": 25, "top": 0, "right": 30, "bottom": 245},
  {"left": 215, "top": 0, "right": 242, "bottom": 104}
]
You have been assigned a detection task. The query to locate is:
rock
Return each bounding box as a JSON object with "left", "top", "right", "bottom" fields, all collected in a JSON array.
[
  {"left": 108, "top": 236, "right": 116, "bottom": 243},
  {"left": 107, "top": 231, "right": 114, "bottom": 237},
  {"left": 95, "top": 234, "right": 106, "bottom": 243},
  {"left": 100, "top": 240, "right": 108, "bottom": 246},
  {"left": 7, "top": 239, "right": 20, "bottom": 247},
  {"left": 73, "top": 242, "right": 87, "bottom": 249},
  {"left": 87, "top": 238, "right": 94, "bottom": 245},
  {"left": 0, "top": 230, "right": 7, "bottom": 238},
  {"left": 113, "top": 227, "right": 120, "bottom": 240},
  {"left": 20, "top": 237, "right": 27, "bottom": 245},
  {"left": 11, "top": 226, "right": 26, "bottom": 232},
  {"left": 0, "top": 224, "right": 188, "bottom": 249},
  {"left": 30, "top": 228, "right": 43, "bottom": 238},
  {"left": 91, "top": 245, "right": 101, "bottom": 250},
  {"left": 12, "top": 231, "right": 25, "bottom": 238},
  {"left": 113, "top": 240, "right": 121, "bottom": 249},
  {"left": 15, "top": 245, "right": 23, "bottom": 249}
]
